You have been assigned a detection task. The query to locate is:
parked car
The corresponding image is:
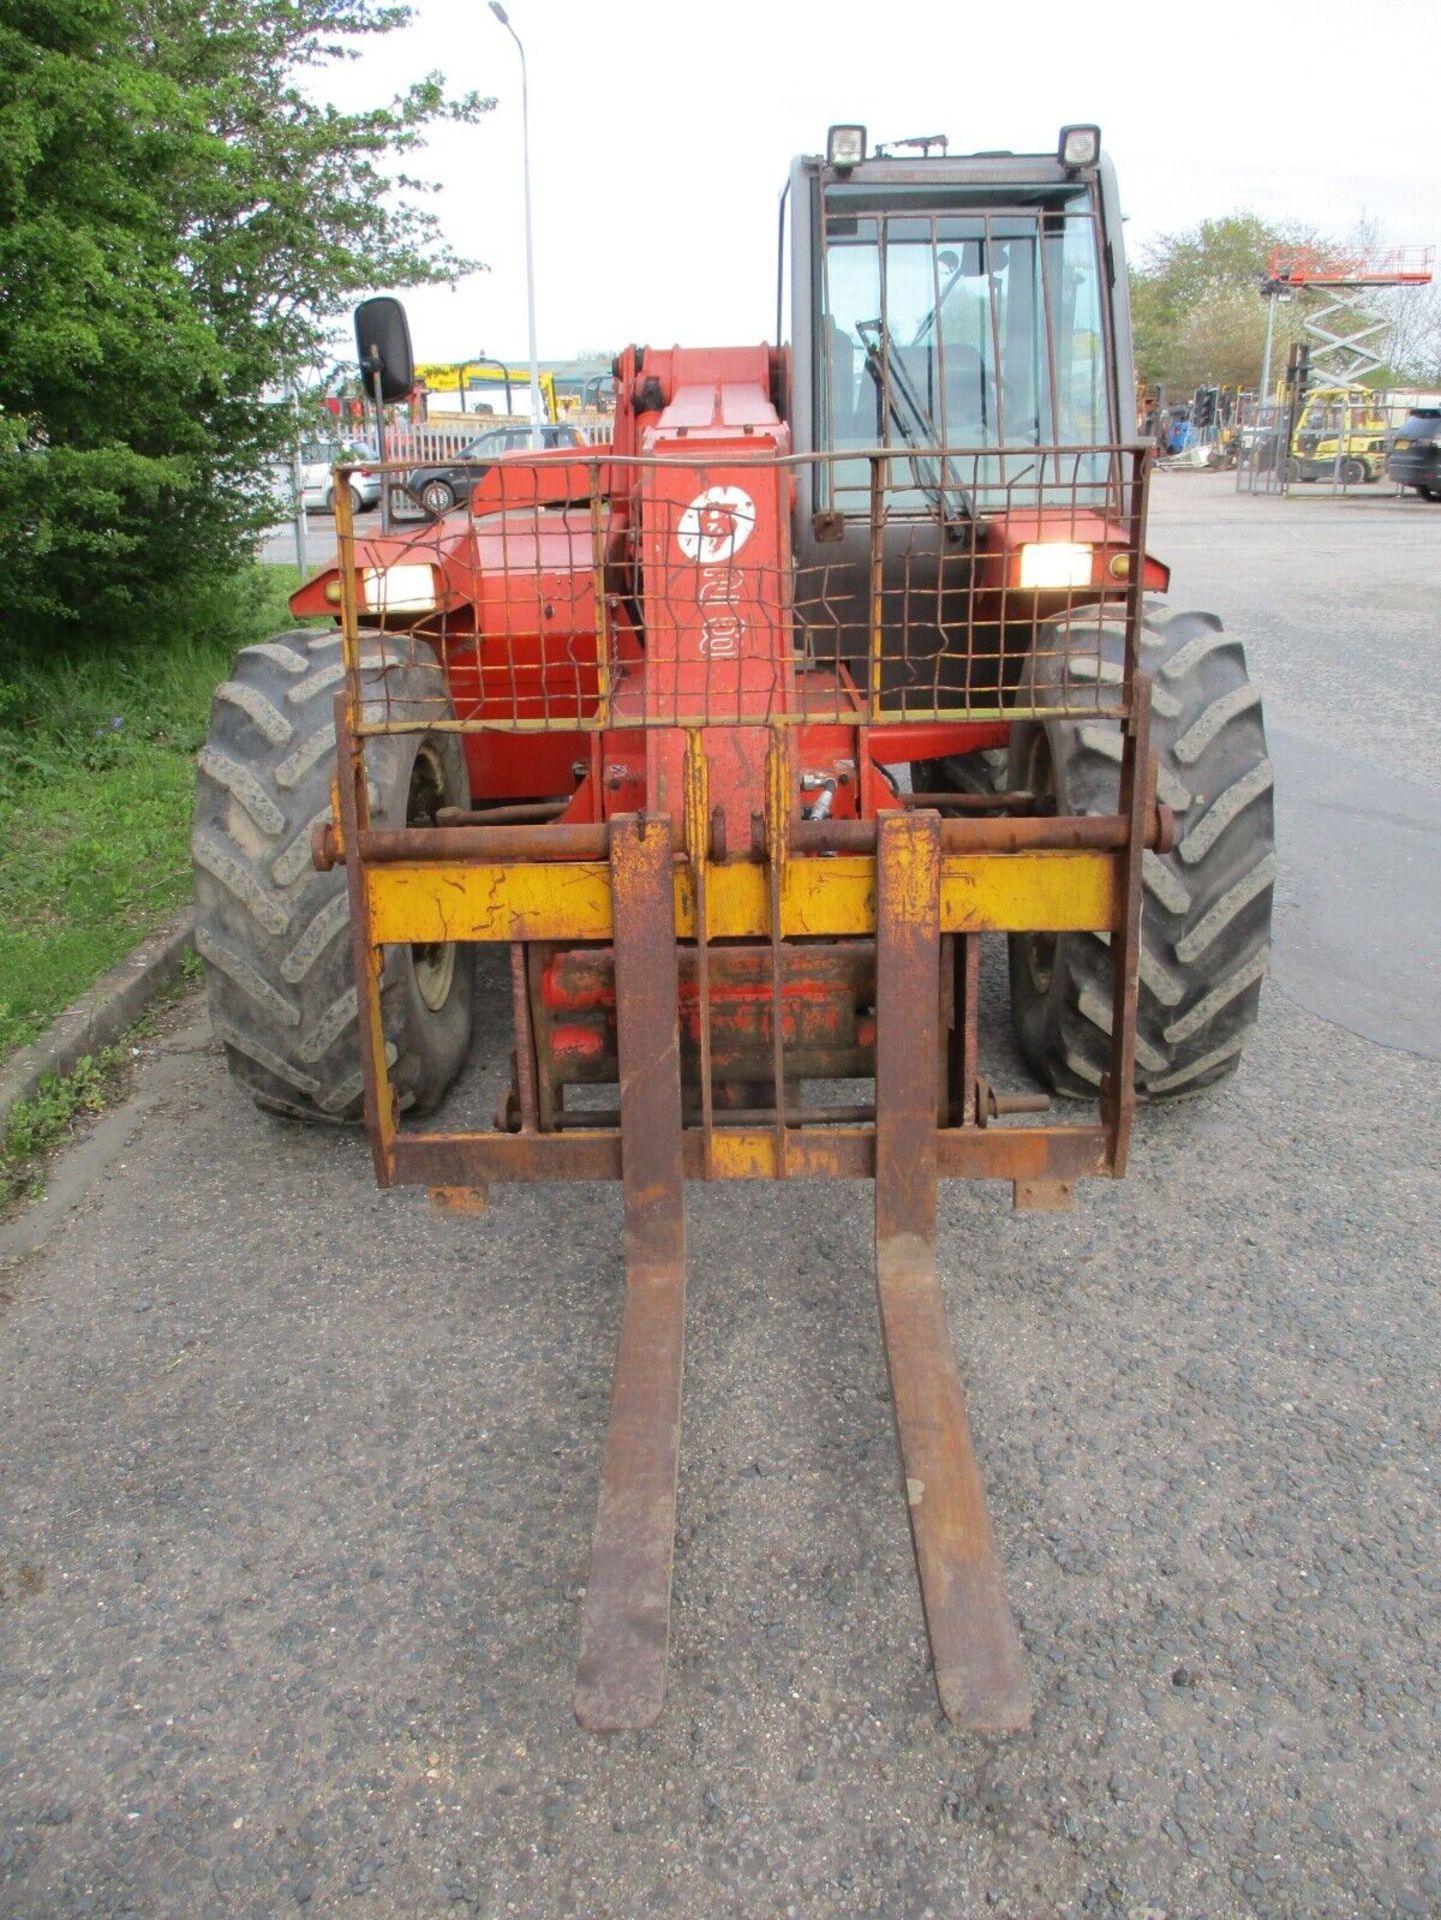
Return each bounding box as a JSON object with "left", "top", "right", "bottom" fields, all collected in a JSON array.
[
  {"left": 299, "top": 441, "right": 381, "bottom": 515},
  {"left": 404, "top": 424, "right": 586, "bottom": 516},
  {"left": 1386, "top": 409, "right": 1441, "bottom": 500}
]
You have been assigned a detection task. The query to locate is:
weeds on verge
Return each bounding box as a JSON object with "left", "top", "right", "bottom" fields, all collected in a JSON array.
[
  {"left": 1, "top": 1048, "right": 126, "bottom": 1206},
  {"left": 0, "top": 953, "right": 209, "bottom": 1206}
]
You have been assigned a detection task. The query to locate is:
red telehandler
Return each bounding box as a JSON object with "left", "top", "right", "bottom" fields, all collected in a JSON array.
[{"left": 194, "top": 124, "right": 1275, "bottom": 1729}]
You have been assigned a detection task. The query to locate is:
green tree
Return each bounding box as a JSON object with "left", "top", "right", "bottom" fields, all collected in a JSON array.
[
  {"left": 1130, "top": 211, "right": 1318, "bottom": 391},
  {"left": 0, "top": 0, "right": 489, "bottom": 646},
  {"left": 1380, "top": 284, "right": 1441, "bottom": 387}
]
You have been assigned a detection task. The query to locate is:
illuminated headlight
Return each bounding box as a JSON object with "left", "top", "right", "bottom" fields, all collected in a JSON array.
[
  {"left": 827, "top": 124, "right": 867, "bottom": 171},
  {"left": 1058, "top": 124, "right": 1101, "bottom": 169},
  {"left": 1018, "top": 542, "right": 1093, "bottom": 589},
  {"left": 362, "top": 564, "right": 438, "bottom": 614}
]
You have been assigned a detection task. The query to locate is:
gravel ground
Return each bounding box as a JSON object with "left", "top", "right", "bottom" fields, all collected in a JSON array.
[{"left": 2, "top": 475, "right": 1438, "bottom": 1918}]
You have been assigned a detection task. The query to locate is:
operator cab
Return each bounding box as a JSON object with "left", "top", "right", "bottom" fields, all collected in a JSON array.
[
  {"left": 787, "top": 125, "right": 1133, "bottom": 521},
  {"left": 783, "top": 125, "right": 1143, "bottom": 707}
]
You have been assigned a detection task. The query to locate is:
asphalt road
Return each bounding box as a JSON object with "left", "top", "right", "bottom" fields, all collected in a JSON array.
[
  {"left": 262, "top": 507, "right": 380, "bottom": 574},
  {"left": 1153, "top": 478, "right": 1439, "bottom": 1064},
  {"left": 2, "top": 475, "right": 1438, "bottom": 1918}
]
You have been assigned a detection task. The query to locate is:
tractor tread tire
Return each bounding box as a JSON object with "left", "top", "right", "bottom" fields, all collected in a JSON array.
[
  {"left": 1008, "top": 607, "right": 1274, "bottom": 1101},
  {"left": 193, "top": 628, "right": 472, "bottom": 1123}
]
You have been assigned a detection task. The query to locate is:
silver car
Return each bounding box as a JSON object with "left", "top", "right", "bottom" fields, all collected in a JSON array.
[{"left": 299, "top": 441, "right": 381, "bottom": 515}]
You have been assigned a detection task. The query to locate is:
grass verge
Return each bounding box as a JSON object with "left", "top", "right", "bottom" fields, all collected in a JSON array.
[{"left": 0, "top": 567, "right": 303, "bottom": 1065}]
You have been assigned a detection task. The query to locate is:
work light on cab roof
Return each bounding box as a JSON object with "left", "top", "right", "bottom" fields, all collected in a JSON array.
[
  {"left": 1058, "top": 123, "right": 1101, "bottom": 169},
  {"left": 826, "top": 124, "right": 867, "bottom": 170}
]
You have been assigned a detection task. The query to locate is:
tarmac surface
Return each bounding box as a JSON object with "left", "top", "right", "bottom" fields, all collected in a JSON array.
[{"left": 2, "top": 474, "right": 1438, "bottom": 1917}]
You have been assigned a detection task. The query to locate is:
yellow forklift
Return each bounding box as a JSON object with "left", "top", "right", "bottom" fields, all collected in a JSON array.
[{"left": 1288, "top": 385, "right": 1389, "bottom": 483}]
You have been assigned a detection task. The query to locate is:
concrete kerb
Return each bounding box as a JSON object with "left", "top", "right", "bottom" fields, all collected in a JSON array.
[{"left": 0, "top": 909, "right": 196, "bottom": 1132}]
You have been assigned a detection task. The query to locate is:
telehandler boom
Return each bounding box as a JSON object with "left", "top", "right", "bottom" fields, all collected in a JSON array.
[{"left": 194, "top": 125, "right": 1275, "bottom": 1729}]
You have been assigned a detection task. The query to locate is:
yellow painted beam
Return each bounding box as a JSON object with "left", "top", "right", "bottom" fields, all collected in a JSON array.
[
  {"left": 368, "top": 859, "right": 614, "bottom": 943},
  {"left": 364, "top": 849, "right": 1117, "bottom": 944},
  {"left": 939, "top": 851, "right": 1115, "bottom": 933}
]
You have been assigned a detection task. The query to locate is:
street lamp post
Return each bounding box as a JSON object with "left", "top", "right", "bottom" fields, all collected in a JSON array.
[
  {"left": 1259, "top": 278, "right": 1281, "bottom": 415},
  {"left": 489, "top": 2, "right": 544, "bottom": 451},
  {"left": 1255, "top": 275, "right": 1295, "bottom": 488},
  {"left": 1257, "top": 276, "right": 1298, "bottom": 410}
]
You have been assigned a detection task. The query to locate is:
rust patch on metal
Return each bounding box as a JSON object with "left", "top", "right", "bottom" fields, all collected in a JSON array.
[
  {"left": 874, "top": 812, "right": 1030, "bottom": 1731},
  {"left": 574, "top": 815, "right": 687, "bottom": 1732},
  {"left": 334, "top": 691, "right": 393, "bottom": 1185},
  {"left": 1012, "top": 1178, "right": 1075, "bottom": 1212},
  {"left": 427, "top": 1184, "right": 490, "bottom": 1215},
  {"left": 1104, "top": 673, "right": 1153, "bottom": 1176},
  {"left": 384, "top": 1120, "right": 1113, "bottom": 1188}
]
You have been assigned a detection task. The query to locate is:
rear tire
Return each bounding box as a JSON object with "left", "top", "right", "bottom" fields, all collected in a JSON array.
[
  {"left": 192, "top": 629, "right": 473, "bottom": 1122},
  {"left": 1007, "top": 608, "right": 1274, "bottom": 1101}
]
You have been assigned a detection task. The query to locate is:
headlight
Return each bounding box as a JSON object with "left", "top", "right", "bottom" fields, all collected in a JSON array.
[
  {"left": 362, "top": 564, "right": 438, "bottom": 613},
  {"left": 1018, "top": 542, "right": 1093, "bottom": 589}
]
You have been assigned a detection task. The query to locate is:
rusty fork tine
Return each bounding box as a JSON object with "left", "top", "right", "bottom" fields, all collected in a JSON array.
[
  {"left": 874, "top": 813, "right": 1030, "bottom": 1732},
  {"left": 574, "top": 1267, "right": 686, "bottom": 1731},
  {"left": 574, "top": 816, "right": 687, "bottom": 1732},
  {"left": 875, "top": 1244, "right": 1031, "bottom": 1730}
]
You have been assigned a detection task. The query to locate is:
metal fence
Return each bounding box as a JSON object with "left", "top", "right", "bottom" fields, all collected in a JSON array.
[{"left": 1234, "top": 389, "right": 1423, "bottom": 497}]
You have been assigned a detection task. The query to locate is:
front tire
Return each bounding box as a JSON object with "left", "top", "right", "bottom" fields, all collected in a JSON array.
[
  {"left": 1007, "top": 609, "right": 1275, "bottom": 1100},
  {"left": 192, "top": 629, "right": 474, "bottom": 1122},
  {"left": 420, "top": 479, "right": 456, "bottom": 516}
]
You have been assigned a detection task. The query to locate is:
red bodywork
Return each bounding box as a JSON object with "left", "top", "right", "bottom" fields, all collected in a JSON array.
[{"left": 292, "top": 345, "right": 1165, "bottom": 812}]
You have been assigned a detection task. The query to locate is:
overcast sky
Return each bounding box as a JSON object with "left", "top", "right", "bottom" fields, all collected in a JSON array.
[{"left": 329, "top": 0, "right": 1441, "bottom": 366}]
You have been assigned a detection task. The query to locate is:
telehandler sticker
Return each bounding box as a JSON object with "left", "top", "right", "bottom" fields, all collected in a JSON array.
[{"left": 677, "top": 485, "right": 757, "bottom": 564}]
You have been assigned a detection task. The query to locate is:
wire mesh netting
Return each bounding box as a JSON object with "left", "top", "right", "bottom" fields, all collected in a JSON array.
[{"left": 332, "top": 445, "right": 1151, "bottom": 735}]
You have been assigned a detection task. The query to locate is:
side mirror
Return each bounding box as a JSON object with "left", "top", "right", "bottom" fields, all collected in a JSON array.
[{"left": 354, "top": 297, "right": 415, "bottom": 403}]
